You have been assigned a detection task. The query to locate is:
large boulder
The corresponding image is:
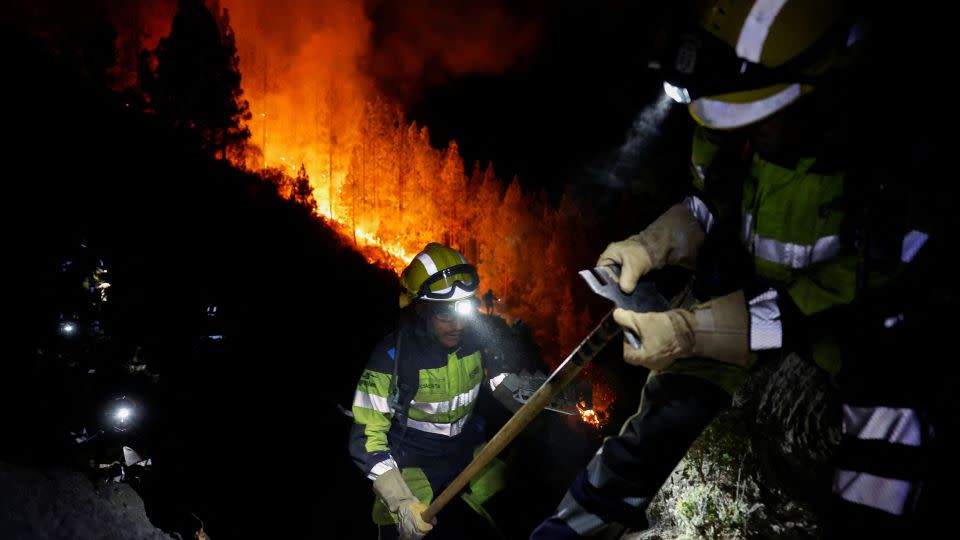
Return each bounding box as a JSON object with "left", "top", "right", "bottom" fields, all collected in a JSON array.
[
  {"left": 0, "top": 461, "right": 176, "bottom": 540},
  {"left": 629, "top": 352, "right": 840, "bottom": 539}
]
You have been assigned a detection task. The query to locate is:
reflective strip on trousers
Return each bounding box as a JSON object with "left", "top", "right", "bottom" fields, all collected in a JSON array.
[
  {"left": 742, "top": 211, "right": 843, "bottom": 268},
  {"left": 555, "top": 492, "right": 606, "bottom": 536},
  {"left": 354, "top": 391, "right": 393, "bottom": 413},
  {"left": 409, "top": 383, "right": 480, "bottom": 415},
  {"left": 586, "top": 453, "right": 650, "bottom": 509},
  {"left": 406, "top": 413, "right": 471, "bottom": 437},
  {"left": 842, "top": 405, "right": 922, "bottom": 447},
  {"left": 834, "top": 469, "right": 914, "bottom": 516}
]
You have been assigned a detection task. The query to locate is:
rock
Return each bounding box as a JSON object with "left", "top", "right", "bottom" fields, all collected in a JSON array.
[
  {"left": 0, "top": 461, "right": 175, "bottom": 540},
  {"left": 637, "top": 352, "right": 840, "bottom": 539}
]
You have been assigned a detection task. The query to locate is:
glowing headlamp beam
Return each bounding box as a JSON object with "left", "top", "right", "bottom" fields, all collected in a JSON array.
[{"left": 663, "top": 81, "right": 691, "bottom": 104}]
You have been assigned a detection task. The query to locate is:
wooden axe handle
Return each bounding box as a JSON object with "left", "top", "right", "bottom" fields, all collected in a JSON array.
[{"left": 421, "top": 310, "right": 621, "bottom": 523}]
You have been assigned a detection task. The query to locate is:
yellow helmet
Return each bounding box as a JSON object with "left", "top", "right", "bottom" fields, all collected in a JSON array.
[
  {"left": 398, "top": 243, "right": 479, "bottom": 309},
  {"left": 658, "top": 0, "right": 864, "bottom": 129}
]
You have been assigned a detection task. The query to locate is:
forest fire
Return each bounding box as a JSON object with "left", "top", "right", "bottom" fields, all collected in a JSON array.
[{"left": 120, "top": 0, "right": 615, "bottom": 427}]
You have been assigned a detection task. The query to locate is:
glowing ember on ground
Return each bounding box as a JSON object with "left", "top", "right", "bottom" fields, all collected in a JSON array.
[{"left": 578, "top": 400, "right": 609, "bottom": 429}]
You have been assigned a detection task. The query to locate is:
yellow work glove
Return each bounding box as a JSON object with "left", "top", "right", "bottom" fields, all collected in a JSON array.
[
  {"left": 597, "top": 203, "right": 705, "bottom": 293},
  {"left": 612, "top": 290, "right": 749, "bottom": 370},
  {"left": 372, "top": 468, "right": 435, "bottom": 540}
]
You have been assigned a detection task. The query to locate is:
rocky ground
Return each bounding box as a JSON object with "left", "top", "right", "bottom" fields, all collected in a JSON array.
[
  {"left": 0, "top": 461, "right": 176, "bottom": 540},
  {"left": 624, "top": 353, "right": 840, "bottom": 540}
]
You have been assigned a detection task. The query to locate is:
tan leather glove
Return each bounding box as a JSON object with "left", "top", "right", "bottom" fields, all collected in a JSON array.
[
  {"left": 612, "top": 290, "right": 749, "bottom": 370},
  {"left": 372, "top": 468, "right": 435, "bottom": 539},
  {"left": 597, "top": 203, "right": 705, "bottom": 293}
]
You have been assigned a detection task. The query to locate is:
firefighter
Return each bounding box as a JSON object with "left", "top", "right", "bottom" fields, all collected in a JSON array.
[
  {"left": 532, "top": 1, "right": 943, "bottom": 537},
  {"left": 349, "top": 242, "right": 506, "bottom": 540}
]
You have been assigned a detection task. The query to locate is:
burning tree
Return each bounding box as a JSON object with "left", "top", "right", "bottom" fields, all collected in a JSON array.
[{"left": 141, "top": 0, "right": 250, "bottom": 160}]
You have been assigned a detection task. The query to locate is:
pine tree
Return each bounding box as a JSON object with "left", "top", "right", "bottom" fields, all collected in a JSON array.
[
  {"left": 145, "top": 0, "right": 250, "bottom": 160},
  {"left": 293, "top": 163, "right": 317, "bottom": 212}
]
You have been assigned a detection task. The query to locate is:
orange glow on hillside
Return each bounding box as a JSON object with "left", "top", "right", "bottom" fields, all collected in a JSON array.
[{"left": 127, "top": 0, "right": 614, "bottom": 427}]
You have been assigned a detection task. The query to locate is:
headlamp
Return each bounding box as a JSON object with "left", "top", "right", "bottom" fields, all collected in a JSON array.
[
  {"left": 663, "top": 81, "right": 691, "bottom": 104},
  {"left": 454, "top": 298, "right": 477, "bottom": 317},
  {"left": 109, "top": 396, "right": 138, "bottom": 432},
  {"left": 59, "top": 321, "right": 77, "bottom": 336},
  {"left": 432, "top": 297, "right": 479, "bottom": 322}
]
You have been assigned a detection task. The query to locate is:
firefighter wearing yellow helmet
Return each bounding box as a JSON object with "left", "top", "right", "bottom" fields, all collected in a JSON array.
[
  {"left": 533, "top": 1, "right": 939, "bottom": 537},
  {"left": 349, "top": 243, "right": 506, "bottom": 539}
]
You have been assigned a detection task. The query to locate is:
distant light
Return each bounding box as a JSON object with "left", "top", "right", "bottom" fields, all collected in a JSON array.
[
  {"left": 115, "top": 407, "right": 132, "bottom": 422},
  {"left": 884, "top": 314, "right": 904, "bottom": 328},
  {"left": 663, "top": 81, "right": 691, "bottom": 104},
  {"left": 60, "top": 322, "right": 77, "bottom": 335}
]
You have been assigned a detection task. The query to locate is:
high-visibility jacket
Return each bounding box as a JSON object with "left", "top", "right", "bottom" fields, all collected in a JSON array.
[
  {"left": 663, "top": 126, "right": 927, "bottom": 394},
  {"left": 683, "top": 124, "right": 940, "bottom": 528},
  {"left": 349, "top": 314, "right": 504, "bottom": 527}
]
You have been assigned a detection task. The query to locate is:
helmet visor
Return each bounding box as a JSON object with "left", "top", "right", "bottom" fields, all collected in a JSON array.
[{"left": 418, "top": 264, "right": 480, "bottom": 300}]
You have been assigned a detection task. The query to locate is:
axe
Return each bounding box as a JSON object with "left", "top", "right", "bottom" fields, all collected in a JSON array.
[{"left": 420, "top": 265, "right": 668, "bottom": 523}]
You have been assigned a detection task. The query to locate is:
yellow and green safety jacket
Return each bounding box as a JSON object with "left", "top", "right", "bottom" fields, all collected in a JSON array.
[
  {"left": 662, "top": 125, "right": 928, "bottom": 394},
  {"left": 349, "top": 312, "right": 505, "bottom": 527}
]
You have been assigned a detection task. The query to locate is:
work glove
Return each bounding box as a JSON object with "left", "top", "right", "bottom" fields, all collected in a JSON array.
[
  {"left": 613, "top": 290, "right": 749, "bottom": 370},
  {"left": 597, "top": 203, "right": 705, "bottom": 293},
  {"left": 372, "top": 468, "right": 435, "bottom": 540}
]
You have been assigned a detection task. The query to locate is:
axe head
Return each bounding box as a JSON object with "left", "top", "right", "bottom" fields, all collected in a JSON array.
[{"left": 578, "top": 265, "right": 671, "bottom": 348}]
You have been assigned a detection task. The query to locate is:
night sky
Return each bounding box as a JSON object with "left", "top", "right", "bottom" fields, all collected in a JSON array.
[{"left": 398, "top": 1, "right": 686, "bottom": 194}]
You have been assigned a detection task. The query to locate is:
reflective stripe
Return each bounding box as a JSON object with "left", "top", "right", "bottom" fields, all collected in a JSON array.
[
  {"left": 743, "top": 212, "right": 842, "bottom": 268},
  {"left": 901, "top": 230, "right": 929, "bottom": 263},
  {"left": 691, "top": 83, "right": 802, "bottom": 129},
  {"left": 488, "top": 372, "right": 508, "bottom": 392},
  {"left": 842, "top": 406, "right": 922, "bottom": 447},
  {"left": 353, "top": 390, "right": 392, "bottom": 413},
  {"left": 368, "top": 458, "right": 399, "bottom": 481},
  {"left": 585, "top": 452, "right": 651, "bottom": 509},
  {"left": 753, "top": 234, "right": 842, "bottom": 268},
  {"left": 409, "top": 383, "right": 480, "bottom": 415},
  {"left": 736, "top": 0, "right": 789, "bottom": 63},
  {"left": 406, "top": 413, "right": 471, "bottom": 437},
  {"left": 749, "top": 288, "right": 782, "bottom": 350},
  {"left": 556, "top": 492, "right": 606, "bottom": 536},
  {"left": 834, "top": 469, "right": 914, "bottom": 516},
  {"left": 682, "top": 195, "right": 716, "bottom": 234},
  {"left": 416, "top": 252, "right": 438, "bottom": 275}
]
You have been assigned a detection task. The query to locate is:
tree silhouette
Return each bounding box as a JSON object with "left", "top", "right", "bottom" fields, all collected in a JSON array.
[
  {"left": 144, "top": 0, "right": 250, "bottom": 160},
  {"left": 293, "top": 163, "right": 317, "bottom": 212}
]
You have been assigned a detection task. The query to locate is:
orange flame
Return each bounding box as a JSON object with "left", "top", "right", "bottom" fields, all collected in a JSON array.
[
  {"left": 577, "top": 399, "right": 609, "bottom": 430},
  {"left": 119, "top": 0, "right": 618, "bottom": 416},
  {"left": 220, "top": 2, "right": 619, "bottom": 424}
]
